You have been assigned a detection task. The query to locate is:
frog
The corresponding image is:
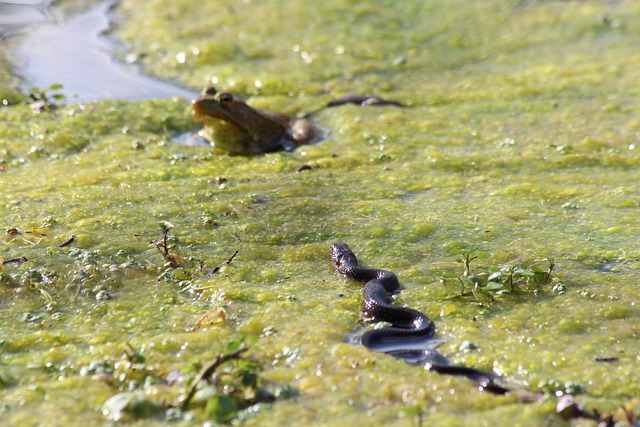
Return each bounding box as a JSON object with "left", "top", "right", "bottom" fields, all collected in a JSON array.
[
  {"left": 191, "top": 87, "right": 323, "bottom": 155},
  {"left": 191, "top": 86, "right": 403, "bottom": 155}
]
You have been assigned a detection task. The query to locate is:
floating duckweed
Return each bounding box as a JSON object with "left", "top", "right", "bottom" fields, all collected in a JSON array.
[{"left": 2, "top": 0, "right": 640, "bottom": 426}]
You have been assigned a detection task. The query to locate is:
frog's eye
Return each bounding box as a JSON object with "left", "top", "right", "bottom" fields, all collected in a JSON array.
[
  {"left": 219, "top": 93, "right": 234, "bottom": 108},
  {"left": 203, "top": 86, "right": 217, "bottom": 96}
]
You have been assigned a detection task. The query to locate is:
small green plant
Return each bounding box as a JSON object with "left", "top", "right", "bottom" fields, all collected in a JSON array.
[
  {"left": 26, "top": 84, "right": 67, "bottom": 113},
  {"left": 0, "top": 258, "right": 58, "bottom": 311},
  {"left": 440, "top": 249, "right": 558, "bottom": 302},
  {"left": 150, "top": 221, "right": 183, "bottom": 268},
  {"left": 96, "top": 340, "right": 297, "bottom": 423},
  {"left": 150, "top": 220, "right": 239, "bottom": 294},
  {"left": 400, "top": 404, "right": 424, "bottom": 427}
]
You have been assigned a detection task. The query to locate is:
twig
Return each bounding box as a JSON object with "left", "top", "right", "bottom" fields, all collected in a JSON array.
[
  {"left": 2, "top": 256, "right": 28, "bottom": 265},
  {"left": 179, "top": 343, "right": 249, "bottom": 410},
  {"left": 189, "top": 307, "right": 227, "bottom": 332},
  {"left": 150, "top": 222, "right": 182, "bottom": 268},
  {"left": 58, "top": 235, "right": 75, "bottom": 247},
  {"left": 211, "top": 250, "right": 239, "bottom": 274},
  {"left": 162, "top": 227, "right": 169, "bottom": 256}
]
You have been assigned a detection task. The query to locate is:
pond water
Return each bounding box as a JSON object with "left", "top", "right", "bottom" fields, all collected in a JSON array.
[
  {"left": 3, "top": 0, "right": 196, "bottom": 102},
  {"left": 0, "top": 0, "right": 53, "bottom": 39},
  {"left": 1, "top": 0, "right": 640, "bottom": 426}
]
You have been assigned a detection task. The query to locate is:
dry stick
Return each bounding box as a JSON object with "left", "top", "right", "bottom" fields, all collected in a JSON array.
[
  {"left": 189, "top": 307, "right": 225, "bottom": 332},
  {"left": 162, "top": 227, "right": 170, "bottom": 257},
  {"left": 179, "top": 343, "right": 249, "bottom": 411},
  {"left": 211, "top": 250, "right": 239, "bottom": 274},
  {"left": 2, "top": 256, "right": 28, "bottom": 264},
  {"left": 58, "top": 235, "right": 75, "bottom": 247}
]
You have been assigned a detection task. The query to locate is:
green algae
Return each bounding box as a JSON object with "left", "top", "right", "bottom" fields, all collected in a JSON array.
[
  {"left": 2, "top": 0, "right": 640, "bottom": 426},
  {"left": 0, "top": 56, "right": 20, "bottom": 104}
]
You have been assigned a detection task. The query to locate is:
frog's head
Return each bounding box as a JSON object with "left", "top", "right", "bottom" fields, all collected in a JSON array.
[
  {"left": 191, "top": 87, "right": 290, "bottom": 155},
  {"left": 192, "top": 86, "right": 256, "bottom": 129}
]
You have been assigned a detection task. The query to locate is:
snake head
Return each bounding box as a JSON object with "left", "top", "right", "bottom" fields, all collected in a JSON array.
[{"left": 330, "top": 242, "right": 357, "bottom": 271}]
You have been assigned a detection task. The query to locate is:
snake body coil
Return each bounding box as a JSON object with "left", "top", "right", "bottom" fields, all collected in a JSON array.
[{"left": 330, "top": 242, "right": 509, "bottom": 395}]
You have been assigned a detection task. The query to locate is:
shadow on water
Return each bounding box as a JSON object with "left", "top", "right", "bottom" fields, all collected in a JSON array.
[{"left": 1, "top": 0, "right": 198, "bottom": 102}]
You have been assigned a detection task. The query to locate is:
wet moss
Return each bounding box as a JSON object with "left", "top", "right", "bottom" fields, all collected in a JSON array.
[{"left": 2, "top": 0, "right": 640, "bottom": 426}]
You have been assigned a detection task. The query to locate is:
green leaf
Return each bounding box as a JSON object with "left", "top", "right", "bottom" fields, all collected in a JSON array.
[
  {"left": 474, "top": 251, "right": 490, "bottom": 259},
  {"left": 245, "top": 334, "right": 260, "bottom": 345},
  {"left": 484, "top": 282, "right": 504, "bottom": 290},
  {"left": 238, "top": 359, "right": 258, "bottom": 371},
  {"left": 518, "top": 271, "right": 535, "bottom": 278},
  {"left": 474, "top": 270, "right": 489, "bottom": 280},
  {"left": 400, "top": 404, "right": 423, "bottom": 417},
  {"left": 205, "top": 394, "right": 238, "bottom": 422},
  {"left": 487, "top": 272, "right": 502, "bottom": 281},
  {"left": 442, "top": 241, "right": 471, "bottom": 254},
  {"left": 48, "top": 83, "right": 63, "bottom": 90},
  {"left": 225, "top": 340, "right": 242, "bottom": 352}
]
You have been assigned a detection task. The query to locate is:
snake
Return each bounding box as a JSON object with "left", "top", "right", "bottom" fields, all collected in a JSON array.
[{"left": 330, "top": 242, "right": 509, "bottom": 395}]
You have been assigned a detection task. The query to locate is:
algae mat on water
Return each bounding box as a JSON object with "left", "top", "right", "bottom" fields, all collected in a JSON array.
[{"left": 2, "top": 0, "right": 640, "bottom": 425}]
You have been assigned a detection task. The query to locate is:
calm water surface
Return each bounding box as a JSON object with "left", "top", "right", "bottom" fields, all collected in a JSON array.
[
  {"left": 0, "top": 0, "right": 53, "bottom": 39},
  {"left": 3, "top": 0, "right": 197, "bottom": 102}
]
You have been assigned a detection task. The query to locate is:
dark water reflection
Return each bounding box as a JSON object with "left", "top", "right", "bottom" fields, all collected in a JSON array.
[{"left": 1, "top": 0, "right": 197, "bottom": 102}]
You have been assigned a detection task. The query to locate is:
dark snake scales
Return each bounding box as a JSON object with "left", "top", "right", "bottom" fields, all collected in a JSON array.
[{"left": 331, "top": 242, "right": 509, "bottom": 395}]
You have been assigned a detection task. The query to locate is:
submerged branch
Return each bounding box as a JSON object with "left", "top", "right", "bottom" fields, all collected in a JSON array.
[{"left": 178, "top": 343, "right": 249, "bottom": 411}]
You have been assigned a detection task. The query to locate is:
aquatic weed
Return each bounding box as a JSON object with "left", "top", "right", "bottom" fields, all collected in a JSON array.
[
  {"left": 400, "top": 404, "right": 424, "bottom": 427},
  {"left": 171, "top": 341, "right": 295, "bottom": 423},
  {"left": 24, "top": 84, "right": 67, "bottom": 113},
  {"left": 440, "top": 249, "right": 558, "bottom": 303},
  {"left": 0, "top": 262, "right": 59, "bottom": 311},
  {"left": 150, "top": 221, "right": 183, "bottom": 268}
]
